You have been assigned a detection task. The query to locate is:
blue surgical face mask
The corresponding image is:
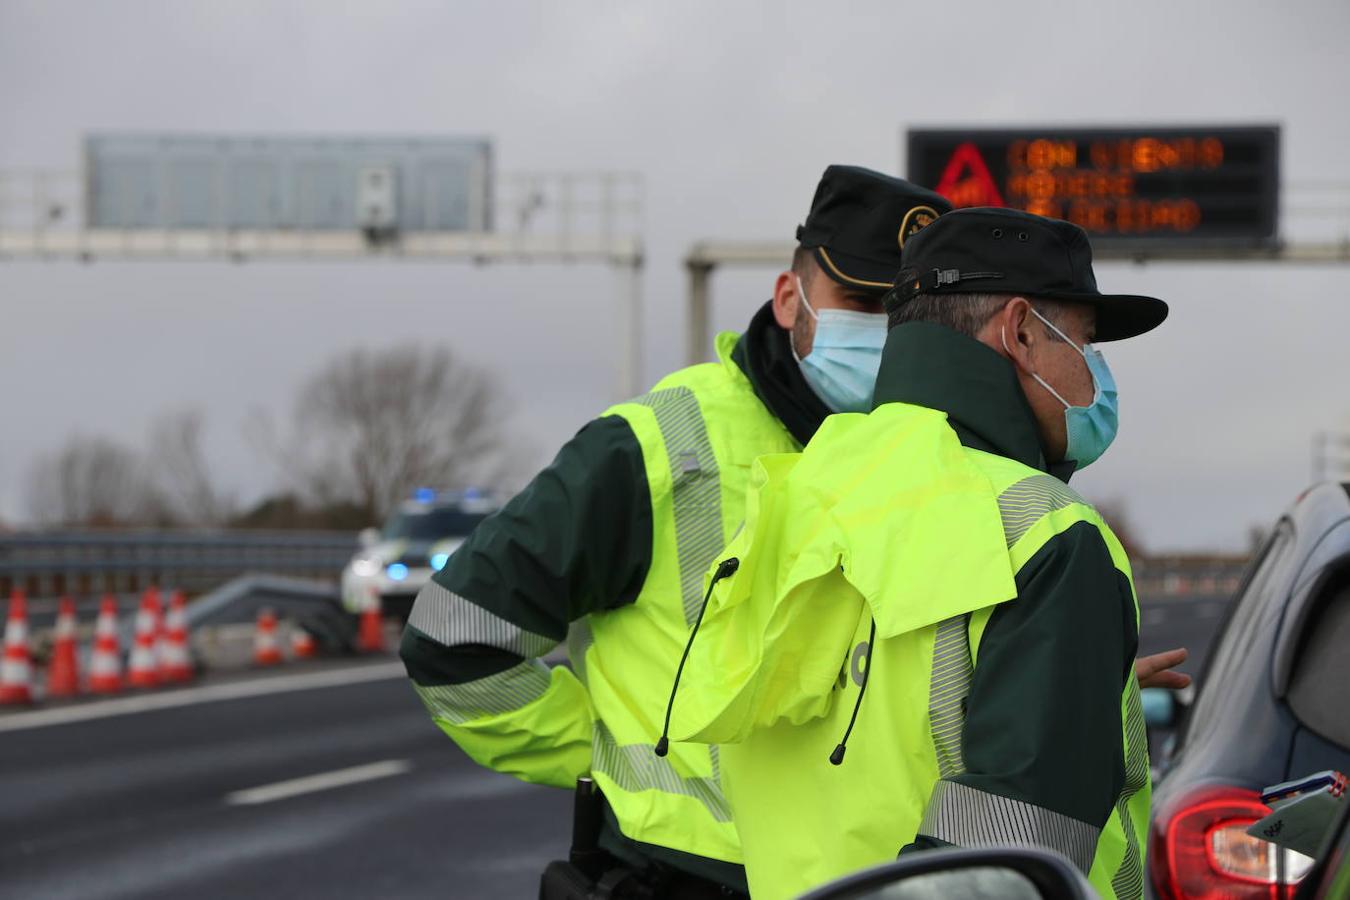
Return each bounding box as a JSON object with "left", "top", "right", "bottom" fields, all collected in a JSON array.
[
  {"left": 1011, "top": 308, "right": 1119, "bottom": 469},
  {"left": 791, "top": 276, "right": 887, "bottom": 414}
]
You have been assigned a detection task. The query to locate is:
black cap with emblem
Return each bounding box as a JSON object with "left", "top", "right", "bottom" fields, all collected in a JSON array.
[
  {"left": 796, "top": 165, "right": 953, "bottom": 293},
  {"left": 887, "top": 207, "right": 1168, "bottom": 341}
]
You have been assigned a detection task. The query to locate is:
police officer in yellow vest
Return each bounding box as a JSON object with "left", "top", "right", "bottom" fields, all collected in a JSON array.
[
  {"left": 398, "top": 166, "right": 952, "bottom": 896},
  {"left": 665, "top": 208, "right": 1168, "bottom": 899}
]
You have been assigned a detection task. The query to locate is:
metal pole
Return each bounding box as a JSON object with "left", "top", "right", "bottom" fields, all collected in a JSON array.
[
  {"left": 687, "top": 261, "right": 713, "bottom": 366},
  {"left": 616, "top": 258, "right": 644, "bottom": 400}
]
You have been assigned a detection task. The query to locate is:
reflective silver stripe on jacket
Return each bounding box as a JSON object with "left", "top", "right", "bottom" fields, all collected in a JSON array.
[
  {"left": 629, "top": 387, "right": 723, "bottom": 625},
  {"left": 1110, "top": 681, "right": 1149, "bottom": 900},
  {"left": 411, "top": 661, "right": 551, "bottom": 725},
  {"left": 929, "top": 614, "right": 973, "bottom": 779},
  {"left": 996, "top": 474, "right": 1087, "bottom": 547},
  {"left": 409, "top": 580, "right": 558, "bottom": 657},
  {"left": 590, "top": 721, "right": 732, "bottom": 823},
  {"left": 919, "top": 780, "right": 1101, "bottom": 874}
]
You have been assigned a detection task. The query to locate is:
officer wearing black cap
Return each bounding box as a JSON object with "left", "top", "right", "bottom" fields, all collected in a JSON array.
[
  {"left": 659, "top": 206, "right": 1169, "bottom": 899},
  {"left": 399, "top": 165, "right": 948, "bottom": 899}
]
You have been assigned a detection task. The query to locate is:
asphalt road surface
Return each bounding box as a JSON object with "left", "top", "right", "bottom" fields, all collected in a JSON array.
[
  {"left": 1137, "top": 592, "right": 1232, "bottom": 677},
  {"left": 0, "top": 659, "right": 569, "bottom": 900},
  {"left": 0, "top": 594, "right": 1229, "bottom": 900}
]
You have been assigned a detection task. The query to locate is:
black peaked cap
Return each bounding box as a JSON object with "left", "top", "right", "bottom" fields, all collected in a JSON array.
[
  {"left": 889, "top": 207, "right": 1168, "bottom": 341},
  {"left": 796, "top": 165, "right": 953, "bottom": 292}
]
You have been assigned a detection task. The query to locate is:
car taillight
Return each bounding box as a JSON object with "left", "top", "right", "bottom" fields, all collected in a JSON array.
[{"left": 1149, "top": 785, "right": 1316, "bottom": 899}]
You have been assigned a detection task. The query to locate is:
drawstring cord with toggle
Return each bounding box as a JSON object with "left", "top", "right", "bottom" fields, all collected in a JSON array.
[
  {"left": 830, "top": 617, "right": 876, "bottom": 766},
  {"left": 654, "top": 556, "right": 740, "bottom": 758}
]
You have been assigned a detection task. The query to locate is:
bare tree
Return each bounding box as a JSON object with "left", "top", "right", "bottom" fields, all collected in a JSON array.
[
  {"left": 26, "top": 435, "right": 170, "bottom": 527},
  {"left": 149, "top": 410, "right": 235, "bottom": 526},
  {"left": 259, "top": 344, "right": 511, "bottom": 521}
]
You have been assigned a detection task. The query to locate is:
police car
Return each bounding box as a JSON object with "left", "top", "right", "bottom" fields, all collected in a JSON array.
[{"left": 340, "top": 488, "right": 496, "bottom": 619}]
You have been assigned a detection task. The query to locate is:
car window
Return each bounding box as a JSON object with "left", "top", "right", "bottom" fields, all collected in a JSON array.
[
  {"left": 383, "top": 508, "right": 488, "bottom": 541},
  {"left": 1287, "top": 584, "right": 1350, "bottom": 750},
  {"left": 1185, "top": 521, "right": 1295, "bottom": 740}
]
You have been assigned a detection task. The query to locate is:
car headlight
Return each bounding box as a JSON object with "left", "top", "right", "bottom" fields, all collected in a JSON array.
[
  {"left": 386, "top": 563, "right": 409, "bottom": 581},
  {"left": 430, "top": 552, "right": 450, "bottom": 571},
  {"left": 350, "top": 555, "right": 382, "bottom": 578}
]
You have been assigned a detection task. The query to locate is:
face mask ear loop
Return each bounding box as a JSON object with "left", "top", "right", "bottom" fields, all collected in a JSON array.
[
  {"left": 1030, "top": 308, "right": 1087, "bottom": 360},
  {"left": 795, "top": 276, "right": 819, "bottom": 321},
  {"left": 1003, "top": 326, "right": 1072, "bottom": 411},
  {"left": 790, "top": 275, "right": 819, "bottom": 365}
]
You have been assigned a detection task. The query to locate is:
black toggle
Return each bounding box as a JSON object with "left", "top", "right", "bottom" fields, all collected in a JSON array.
[
  {"left": 829, "top": 617, "right": 877, "bottom": 767},
  {"left": 654, "top": 557, "right": 740, "bottom": 757}
]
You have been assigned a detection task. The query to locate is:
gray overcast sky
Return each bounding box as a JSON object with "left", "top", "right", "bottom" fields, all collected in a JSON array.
[{"left": 2, "top": 0, "right": 1349, "bottom": 552}]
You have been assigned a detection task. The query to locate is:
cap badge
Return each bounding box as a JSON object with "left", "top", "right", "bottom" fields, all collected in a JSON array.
[{"left": 898, "top": 205, "right": 940, "bottom": 249}]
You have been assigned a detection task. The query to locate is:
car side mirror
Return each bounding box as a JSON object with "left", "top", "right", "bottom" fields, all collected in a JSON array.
[
  {"left": 798, "top": 846, "right": 1095, "bottom": 900},
  {"left": 358, "top": 527, "right": 380, "bottom": 549},
  {"left": 1142, "top": 687, "right": 1178, "bottom": 729}
]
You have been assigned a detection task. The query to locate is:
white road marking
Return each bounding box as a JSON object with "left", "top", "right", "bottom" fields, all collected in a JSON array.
[
  {"left": 0, "top": 661, "right": 406, "bottom": 733},
  {"left": 225, "top": 758, "right": 412, "bottom": 806}
]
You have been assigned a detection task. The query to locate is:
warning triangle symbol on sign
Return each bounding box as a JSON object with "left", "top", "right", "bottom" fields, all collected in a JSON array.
[{"left": 934, "top": 142, "right": 1006, "bottom": 208}]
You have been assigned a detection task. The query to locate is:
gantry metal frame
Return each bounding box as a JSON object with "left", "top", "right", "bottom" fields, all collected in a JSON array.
[
  {"left": 683, "top": 238, "right": 1350, "bottom": 367},
  {"left": 0, "top": 169, "right": 646, "bottom": 398}
]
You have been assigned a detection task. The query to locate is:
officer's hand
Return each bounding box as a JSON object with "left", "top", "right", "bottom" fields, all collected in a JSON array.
[{"left": 1135, "top": 647, "right": 1192, "bottom": 690}]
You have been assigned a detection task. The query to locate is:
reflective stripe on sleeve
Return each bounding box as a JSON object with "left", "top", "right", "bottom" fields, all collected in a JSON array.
[
  {"left": 409, "top": 580, "right": 558, "bottom": 657},
  {"left": 929, "top": 614, "right": 973, "bottom": 779},
  {"left": 629, "top": 386, "right": 723, "bottom": 626},
  {"left": 411, "top": 660, "right": 552, "bottom": 725},
  {"left": 591, "top": 721, "right": 732, "bottom": 823},
  {"left": 996, "top": 474, "right": 1088, "bottom": 548},
  {"left": 918, "top": 779, "right": 1101, "bottom": 875},
  {"left": 1110, "top": 681, "right": 1149, "bottom": 900}
]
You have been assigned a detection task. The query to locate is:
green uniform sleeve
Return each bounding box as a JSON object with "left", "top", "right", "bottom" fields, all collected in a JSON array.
[
  {"left": 399, "top": 414, "right": 653, "bottom": 788},
  {"left": 905, "top": 520, "right": 1138, "bottom": 872}
]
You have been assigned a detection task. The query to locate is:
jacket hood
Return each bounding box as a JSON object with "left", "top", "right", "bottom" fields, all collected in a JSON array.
[{"left": 669, "top": 404, "right": 1016, "bottom": 746}]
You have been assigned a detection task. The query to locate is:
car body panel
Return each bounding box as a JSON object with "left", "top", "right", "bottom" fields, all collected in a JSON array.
[
  {"left": 339, "top": 492, "right": 493, "bottom": 617},
  {"left": 1150, "top": 483, "right": 1350, "bottom": 897}
]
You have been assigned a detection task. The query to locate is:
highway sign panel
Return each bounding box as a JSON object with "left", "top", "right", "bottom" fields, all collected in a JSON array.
[{"left": 907, "top": 126, "right": 1280, "bottom": 245}]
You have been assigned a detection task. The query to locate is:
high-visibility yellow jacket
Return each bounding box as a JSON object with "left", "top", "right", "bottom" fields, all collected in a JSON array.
[
  {"left": 400, "top": 310, "right": 813, "bottom": 872},
  {"left": 670, "top": 323, "right": 1150, "bottom": 900}
]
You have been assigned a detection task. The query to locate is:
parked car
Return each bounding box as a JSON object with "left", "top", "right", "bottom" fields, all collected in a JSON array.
[
  {"left": 340, "top": 488, "right": 496, "bottom": 620},
  {"left": 1145, "top": 482, "right": 1350, "bottom": 899}
]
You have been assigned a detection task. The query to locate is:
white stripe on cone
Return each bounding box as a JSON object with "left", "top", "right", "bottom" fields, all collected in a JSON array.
[
  {"left": 1, "top": 592, "right": 34, "bottom": 704},
  {"left": 88, "top": 596, "right": 123, "bottom": 693}
]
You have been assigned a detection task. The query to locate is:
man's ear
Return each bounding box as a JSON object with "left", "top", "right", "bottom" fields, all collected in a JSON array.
[
  {"left": 997, "top": 296, "right": 1039, "bottom": 376},
  {"left": 771, "top": 270, "right": 799, "bottom": 330}
]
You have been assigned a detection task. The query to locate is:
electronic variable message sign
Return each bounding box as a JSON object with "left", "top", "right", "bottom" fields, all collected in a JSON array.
[{"left": 906, "top": 126, "right": 1280, "bottom": 245}]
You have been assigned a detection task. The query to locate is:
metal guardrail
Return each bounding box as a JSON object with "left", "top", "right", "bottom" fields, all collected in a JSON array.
[
  {"left": 1132, "top": 557, "right": 1250, "bottom": 600},
  {"left": 1, "top": 528, "right": 1248, "bottom": 605},
  {"left": 0, "top": 530, "right": 358, "bottom": 600}
]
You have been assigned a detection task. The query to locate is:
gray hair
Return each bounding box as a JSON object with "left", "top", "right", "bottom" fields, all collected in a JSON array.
[{"left": 887, "top": 291, "right": 1068, "bottom": 337}]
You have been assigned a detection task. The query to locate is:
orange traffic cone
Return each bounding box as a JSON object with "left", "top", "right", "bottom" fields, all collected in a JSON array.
[
  {"left": 357, "top": 606, "right": 385, "bottom": 653},
  {"left": 45, "top": 596, "right": 81, "bottom": 698},
  {"left": 127, "top": 590, "right": 162, "bottom": 689},
  {"left": 254, "top": 608, "right": 283, "bottom": 666},
  {"left": 1, "top": 589, "right": 34, "bottom": 705},
  {"left": 88, "top": 594, "right": 124, "bottom": 694},
  {"left": 290, "top": 625, "right": 318, "bottom": 659},
  {"left": 160, "top": 590, "right": 193, "bottom": 682},
  {"left": 146, "top": 586, "right": 168, "bottom": 672}
]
